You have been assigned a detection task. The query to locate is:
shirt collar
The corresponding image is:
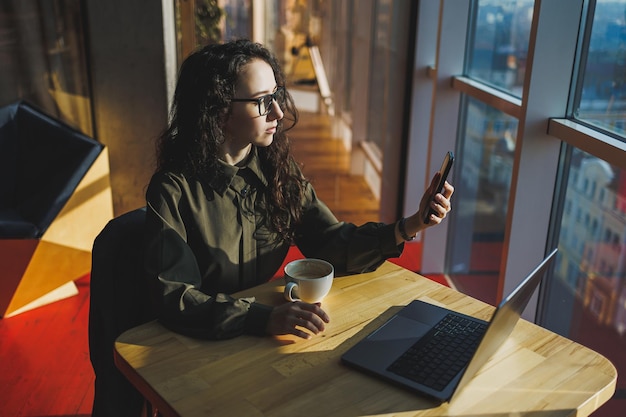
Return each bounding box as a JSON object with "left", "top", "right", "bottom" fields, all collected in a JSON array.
[{"left": 209, "top": 146, "right": 268, "bottom": 195}]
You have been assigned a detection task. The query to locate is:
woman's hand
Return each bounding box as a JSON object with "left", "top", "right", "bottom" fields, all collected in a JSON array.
[
  {"left": 396, "top": 173, "right": 454, "bottom": 244},
  {"left": 266, "top": 301, "right": 330, "bottom": 339},
  {"left": 419, "top": 174, "right": 454, "bottom": 226}
]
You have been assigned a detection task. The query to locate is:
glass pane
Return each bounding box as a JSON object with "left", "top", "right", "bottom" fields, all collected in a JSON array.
[
  {"left": 574, "top": 0, "right": 626, "bottom": 137},
  {"left": 543, "top": 147, "right": 626, "bottom": 416},
  {"left": 0, "top": 0, "right": 93, "bottom": 134},
  {"left": 272, "top": 0, "right": 318, "bottom": 82},
  {"left": 466, "top": 0, "right": 535, "bottom": 98},
  {"left": 366, "top": 0, "right": 395, "bottom": 150},
  {"left": 366, "top": 0, "right": 412, "bottom": 150},
  {"left": 222, "top": 0, "right": 251, "bottom": 41},
  {"left": 446, "top": 97, "right": 518, "bottom": 305}
]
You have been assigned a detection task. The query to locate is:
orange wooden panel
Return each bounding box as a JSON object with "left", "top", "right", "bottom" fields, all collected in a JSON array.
[
  {"left": 0, "top": 239, "right": 39, "bottom": 316},
  {"left": 2, "top": 240, "right": 91, "bottom": 317}
]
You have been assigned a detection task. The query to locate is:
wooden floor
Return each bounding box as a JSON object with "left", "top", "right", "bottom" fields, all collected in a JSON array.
[
  {"left": 0, "top": 112, "right": 381, "bottom": 417},
  {"left": 0, "top": 276, "right": 94, "bottom": 417},
  {"left": 289, "top": 113, "right": 380, "bottom": 225}
]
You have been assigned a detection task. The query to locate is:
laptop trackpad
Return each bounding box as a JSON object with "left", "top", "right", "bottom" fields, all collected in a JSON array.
[
  {"left": 368, "top": 315, "right": 430, "bottom": 342},
  {"left": 342, "top": 315, "right": 432, "bottom": 371}
]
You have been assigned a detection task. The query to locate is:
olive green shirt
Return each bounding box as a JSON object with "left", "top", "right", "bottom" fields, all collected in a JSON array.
[{"left": 145, "top": 147, "right": 401, "bottom": 340}]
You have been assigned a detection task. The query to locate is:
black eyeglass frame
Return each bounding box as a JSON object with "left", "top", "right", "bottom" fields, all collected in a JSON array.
[{"left": 231, "top": 86, "right": 285, "bottom": 116}]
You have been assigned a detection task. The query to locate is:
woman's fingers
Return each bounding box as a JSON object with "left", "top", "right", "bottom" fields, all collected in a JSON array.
[
  {"left": 267, "top": 301, "right": 330, "bottom": 339},
  {"left": 434, "top": 182, "right": 454, "bottom": 216}
]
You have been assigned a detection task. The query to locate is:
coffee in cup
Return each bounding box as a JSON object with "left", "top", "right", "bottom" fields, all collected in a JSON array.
[{"left": 284, "top": 258, "right": 334, "bottom": 303}]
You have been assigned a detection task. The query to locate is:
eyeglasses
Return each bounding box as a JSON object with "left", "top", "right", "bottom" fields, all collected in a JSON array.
[{"left": 232, "top": 86, "right": 285, "bottom": 117}]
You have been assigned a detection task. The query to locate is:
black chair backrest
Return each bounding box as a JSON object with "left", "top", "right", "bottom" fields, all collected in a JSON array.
[{"left": 89, "top": 207, "right": 155, "bottom": 417}]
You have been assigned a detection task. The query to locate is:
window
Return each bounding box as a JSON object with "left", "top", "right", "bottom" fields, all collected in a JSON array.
[
  {"left": 412, "top": 1, "right": 625, "bottom": 413},
  {"left": 0, "top": 0, "right": 93, "bottom": 134},
  {"left": 544, "top": 2, "right": 626, "bottom": 415},
  {"left": 545, "top": 149, "right": 626, "bottom": 360},
  {"left": 444, "top": 0, "right": 533, "bottom": 305},
  {"left": 467, "top": 0, "right": 534, "bottom": 97},
  {"left": 574, "top": 0, "right": 626, "bottom": 137},
  {"left": 366, "top": 0, "right": 413, "bottom": 152},
  {"left": 446, "top": 97, "right": 518, "bottom": 304}
]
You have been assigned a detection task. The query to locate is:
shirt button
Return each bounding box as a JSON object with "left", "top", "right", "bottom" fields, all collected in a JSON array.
[{"left": 241, "top": 188, "right": 248, "bottom": 196}]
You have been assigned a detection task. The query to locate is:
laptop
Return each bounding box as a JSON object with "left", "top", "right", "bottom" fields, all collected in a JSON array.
[{"left": 341, "top": 248, "right": 557, "bottom": 402}]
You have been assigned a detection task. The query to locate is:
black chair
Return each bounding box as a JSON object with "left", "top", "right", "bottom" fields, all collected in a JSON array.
[
  {"left": 89, "top": 207, "right": 157, "bottom": 417},
  {"left": 0, "top": 100, "right": 112, "bottom": 317}
]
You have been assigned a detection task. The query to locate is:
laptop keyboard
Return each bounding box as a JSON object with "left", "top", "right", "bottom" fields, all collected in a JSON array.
[{"left": 387, "top": 313, "right": 487, "bottom": 392}]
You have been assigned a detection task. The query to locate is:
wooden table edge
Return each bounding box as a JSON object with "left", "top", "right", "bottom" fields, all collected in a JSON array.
[{"left": 113, "top": 343, "right": 182, "bottom": 417}]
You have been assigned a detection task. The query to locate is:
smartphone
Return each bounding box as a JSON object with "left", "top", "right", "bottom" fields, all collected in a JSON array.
[{"left": 424, "top": 151, "right": 454, "bottom": 224}]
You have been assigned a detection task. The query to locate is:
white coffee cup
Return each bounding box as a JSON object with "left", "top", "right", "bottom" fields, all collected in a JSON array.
[{"left": 284, "top": 258, "right": 334, "bottom": 303}]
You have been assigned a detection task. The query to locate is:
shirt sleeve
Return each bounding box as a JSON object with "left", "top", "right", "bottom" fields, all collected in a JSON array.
[
  {"left": 294, "top": 182, "right": 403, "bottom": 274},
  {"left": 144, "top": 173, "right": 272, "bottom": 340}
]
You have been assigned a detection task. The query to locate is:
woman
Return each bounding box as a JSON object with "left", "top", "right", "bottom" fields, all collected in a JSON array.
[{"left": 144, "top": 39, "right": 454, "bottom": 341}]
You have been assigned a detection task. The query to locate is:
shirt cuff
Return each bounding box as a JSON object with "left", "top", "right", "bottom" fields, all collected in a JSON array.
[
  {"left": 380, "top": 222, "right": 403, "bottom": 258},
  {"left": 243, "top": 302, "right": 273, "bottom": 336}
]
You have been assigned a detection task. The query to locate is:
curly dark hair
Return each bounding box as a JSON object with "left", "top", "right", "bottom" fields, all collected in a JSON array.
[{"left": 155, "top": 39, "right": 307, "bottom": 242}]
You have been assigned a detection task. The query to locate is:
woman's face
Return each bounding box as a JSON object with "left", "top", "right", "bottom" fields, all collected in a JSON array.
[{"left": 222, "top": 59, "right": 284, "bottom": 156}]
